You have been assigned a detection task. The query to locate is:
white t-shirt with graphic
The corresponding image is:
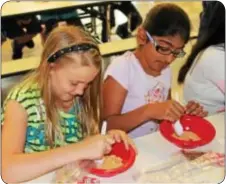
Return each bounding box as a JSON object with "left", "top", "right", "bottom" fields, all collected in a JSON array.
[{"left": 104, "top": 51, "right": 171, "bottom": 138}]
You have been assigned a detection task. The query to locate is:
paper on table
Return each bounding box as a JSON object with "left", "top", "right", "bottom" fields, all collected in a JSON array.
[
  {"left": 134, "top": 151, "right": 225, "bottom": 183},
  {"left": 53, "top": 162, "right": 87, "bottom": 183}
]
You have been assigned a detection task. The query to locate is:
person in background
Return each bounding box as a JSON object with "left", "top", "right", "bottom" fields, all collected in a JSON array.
[
  {"left": 109, "top": 1, "right": 143, "bottom": 38},
  {"left": 1, "top": 25, "right": 135, "bottom": 183},
  {"left": 1, "top": 26, "right": 7, "bottom": 44},
  {"left": 102, "top": 3, "right": 207, "bottom": 138},
  {"left": 178, "top": 1, "right": 225, "bottom": 115},
  {"left": 2, "top": 15, "right": 42, "bottom": 59},
  {"left": 40, "top": 9, "right": 83, "bottom": 42},
  {"left": 198, "top": 1, "right": 218, "bottom": 38}
]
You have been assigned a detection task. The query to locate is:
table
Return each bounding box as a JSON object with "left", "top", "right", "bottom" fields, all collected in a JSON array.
[{"left": 25, "top": 112, "right": 225, "bottom": 183}]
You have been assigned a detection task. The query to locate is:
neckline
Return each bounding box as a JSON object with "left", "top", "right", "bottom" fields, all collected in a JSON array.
[{"left": 59, "top": 104, "right": 76, "bottom": 115}]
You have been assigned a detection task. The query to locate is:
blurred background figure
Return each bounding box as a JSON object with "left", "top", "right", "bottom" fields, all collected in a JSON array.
[
  {"left": 2, "top": 15, "right": 42, "bottom": 59},
  {"left": 109, "top": 1, "right": 142, "bottom": 38},
  {"left": 40, "top": 9, "right": 83, "bottom": 43},
  {"left": 178, "top": 1, "right": 225, "bottom": 115},
  {"left": 198, "top": 1, "right": 219, "bottom": 38}
]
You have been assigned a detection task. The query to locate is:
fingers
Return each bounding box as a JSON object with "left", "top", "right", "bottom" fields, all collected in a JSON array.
[
  {"left": 107, "top": 130, "right": 137, "bottom": 152},
  {"left": 96, "top": 135, "right": 114, "bottom": 155},
  {"left": 121, "top": 133, "right": 129, "bottom": 150},
  {"left": 172, "top": 101, "right": 185, "bottom": 115},
  {"left": 165, "top": 101, "right": 184, "bottom": 122},
  {"left": 185, "top": 101, "right": 193, "bottom": 113},
  {"left": 192, "top": 106, "right": 203, "bottom": 115},
  {"left": 104, "top": 141, "right": 112, "bottom": 154},
  {"left": 185, "top": 101, "right": 208, "bottom": 117},
  {"left": 115, "top": 131, "right": 129, "bottom": 150},
  {"left": 108, "top": 130, "right": 129, "bottom": 150},
  {"left": 120, "top": 133, "right": 138, "bottom": 152},
  {"left": 169, "top": 106, "right": 182, "bottom": 121},
  {"left": 111, "top": 132, "right": 121, "bottom": 143},
  {"left": 165, "top": 113, "right": 177, "bottom": 122},
  {"left": 105, "top": 135, "right": 115, "bottom": 145},
  {"left": 168, "top": 100, "right": 208, "bottom": 121},
  {"left": 185, "top": 101, "right": 199, "bottom": 114},
  {"left": 200, "top": 110, "right": 208, "bottom": 117}
]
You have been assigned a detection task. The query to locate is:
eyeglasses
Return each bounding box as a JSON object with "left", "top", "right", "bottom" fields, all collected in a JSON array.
[{"left": 145, "top": 31, "right": 186, "bottom": 58}]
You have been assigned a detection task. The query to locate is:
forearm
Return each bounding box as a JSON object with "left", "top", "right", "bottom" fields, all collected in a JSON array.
[
  {"left": 2, "top": 143, "right": 85, "bottom": 183},
  {"left": 106, "top": 104, "right": 153, "bottom": 132}
]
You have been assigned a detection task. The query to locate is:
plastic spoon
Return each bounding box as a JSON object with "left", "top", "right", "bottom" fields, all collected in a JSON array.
[
  {"left": 172, "top": 94, "right": 185, "bottom": 136},
  {"left": 173, "top": 119, "right": 184, "bottom": 136}
]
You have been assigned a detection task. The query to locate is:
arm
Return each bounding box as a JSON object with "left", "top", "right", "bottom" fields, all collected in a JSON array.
[
  {"left": 2, "top": 101, "right": 85, "bottom": 182},
  {"left": 2, "top": 100, "right": 113, "bottom": 183},
  {"left": 103, "top": 76, "right": 159, "bottom": 132}
]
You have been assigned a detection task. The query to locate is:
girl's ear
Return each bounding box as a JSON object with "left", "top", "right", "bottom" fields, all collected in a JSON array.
[{"left": 136, "top": 27, "right": 148, "bottom": 46}]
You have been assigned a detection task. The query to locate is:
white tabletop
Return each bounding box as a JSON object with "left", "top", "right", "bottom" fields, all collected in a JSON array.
[
  {"left": 1, "top": 1, "right": 103, "bottom": 17},
  {"left": 25, "top": 113, "right": 225, "bottom": 183}
]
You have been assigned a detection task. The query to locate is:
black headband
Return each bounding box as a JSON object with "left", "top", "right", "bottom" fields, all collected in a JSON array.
[{"left": 47, "top": 43, "right": 100, "bottom": 63}]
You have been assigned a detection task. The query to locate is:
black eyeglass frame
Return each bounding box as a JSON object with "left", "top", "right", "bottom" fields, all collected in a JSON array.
[{"left": 145, "top": 31, "right": 186, "bottom": 58}]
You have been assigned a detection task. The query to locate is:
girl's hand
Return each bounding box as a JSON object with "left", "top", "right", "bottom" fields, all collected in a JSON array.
[
  {"left": 107, "top": 129, "right": 137, "bottom": 154},
  {"left": 79, "top": 134, "right": 115, "bottom": 160},
  {"left": 150, "top": 100, "right": 185, "bottom": 122},
  {"left": 185, "top": 101, "right": 208, "bottom": 117}
]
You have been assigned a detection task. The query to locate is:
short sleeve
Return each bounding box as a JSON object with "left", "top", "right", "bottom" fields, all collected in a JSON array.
[
  {"left": 1, "top": 87, "right": 27, "bottom": 123},
  {"left": 104, "top": 55, "right": 130, "bottom": 90},
  {"left": 1, "top": 85, "right": 38, "bottom": 124}
]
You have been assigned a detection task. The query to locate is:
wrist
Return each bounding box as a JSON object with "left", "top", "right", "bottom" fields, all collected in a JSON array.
[
  {"left": 145, "top": 103, "right": 158, "bottom": 120},
  {"left": 67, "top": 141, "right": 88, "bottom": 161}
]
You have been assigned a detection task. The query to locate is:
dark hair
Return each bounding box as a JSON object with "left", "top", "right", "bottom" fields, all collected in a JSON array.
[
  {"left": 143, "top": 3, "right": 191, "bottom": 43},
  {"left": 178, "top": 1, "right": 225, "bottom": 83}
]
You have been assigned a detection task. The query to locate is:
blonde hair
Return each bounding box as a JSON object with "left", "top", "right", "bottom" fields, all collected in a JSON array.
[{"left": 22, "top": 25, "right": 102, "bottom": 147}]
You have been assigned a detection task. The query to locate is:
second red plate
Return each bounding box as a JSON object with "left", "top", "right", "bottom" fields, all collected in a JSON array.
[{"left": 159, "top": 115, "right": 216, "bottom": 149}]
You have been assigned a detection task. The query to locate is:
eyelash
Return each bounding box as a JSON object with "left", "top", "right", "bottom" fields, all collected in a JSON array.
[
  {"left": 71, "top": 82, "right": 78, "bottom": 86},
  {"left": 158, "top": 46, "right": 181, "bottom": 53},
  {"left": 71, "top": 82, "right": 89, "bottom": 88},
  {"left": 158, "top": 46, "right": 170, "bottom": 51}
]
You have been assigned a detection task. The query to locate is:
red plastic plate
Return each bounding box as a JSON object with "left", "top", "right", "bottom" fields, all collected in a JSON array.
[
  {"left": 89, "top": 142, "right": 136, "bottom": 177},
  {"left": 159, "top": 115, "right": 216, "bottom": 149}
]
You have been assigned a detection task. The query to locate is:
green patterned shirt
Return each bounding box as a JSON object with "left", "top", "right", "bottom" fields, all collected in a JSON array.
[{"left": 1, "top": 82, "right": 83, "bottom": 153}]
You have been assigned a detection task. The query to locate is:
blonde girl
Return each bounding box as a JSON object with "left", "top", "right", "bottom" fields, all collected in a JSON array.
[{"left": 2, "top": 25, "right": 134, "bottom": 183}]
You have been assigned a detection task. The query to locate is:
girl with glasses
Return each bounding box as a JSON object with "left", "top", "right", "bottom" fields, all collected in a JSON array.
[{"left": 103, "top": 3, "right": 207, "bottom": 138}]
